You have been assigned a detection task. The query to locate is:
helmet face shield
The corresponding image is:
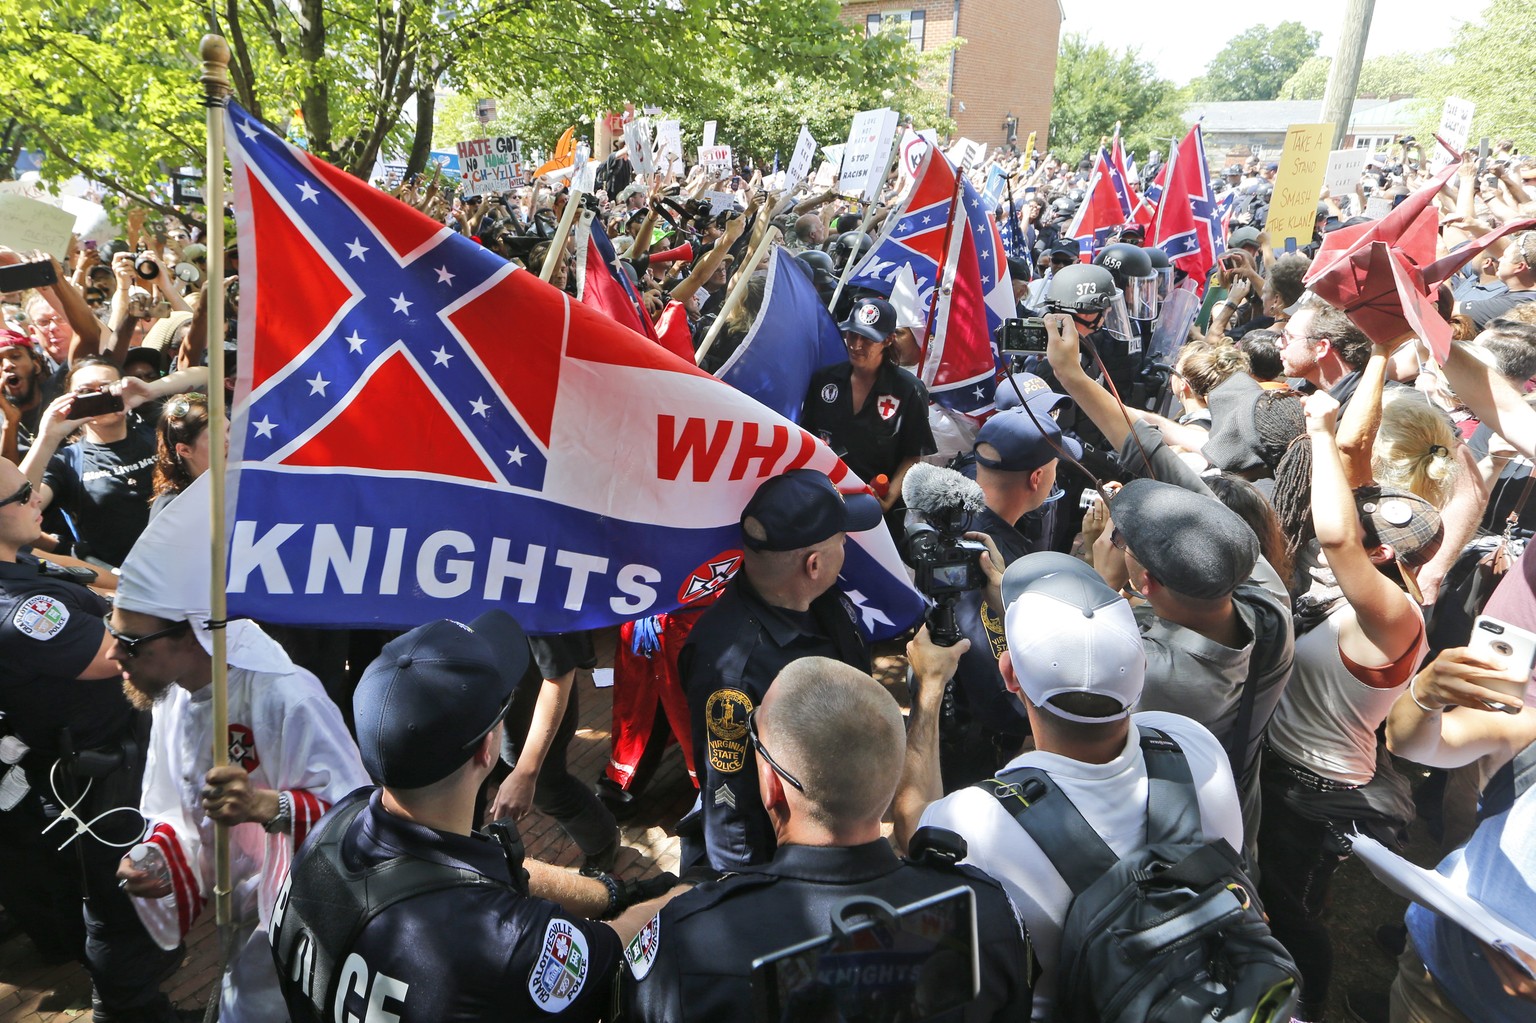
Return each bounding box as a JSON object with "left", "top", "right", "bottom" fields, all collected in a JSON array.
[
  {"left": 1099, "top": 294, "right": 1134, "bottom": 343},
  {"left": 1153, "top": 266, "right": 1174, "bottom": 303},
  {"left": 1125, "top": 274, "right": 1160, "bottom": 321}
]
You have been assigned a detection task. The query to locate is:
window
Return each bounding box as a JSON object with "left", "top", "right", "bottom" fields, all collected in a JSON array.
[{"left": 866, "top": 9, "right": 925, "bottom": 50}]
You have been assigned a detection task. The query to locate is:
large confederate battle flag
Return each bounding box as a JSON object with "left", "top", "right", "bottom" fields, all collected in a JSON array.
[{"left": 221, "top": 104, "right": 924, "bottom": 638}]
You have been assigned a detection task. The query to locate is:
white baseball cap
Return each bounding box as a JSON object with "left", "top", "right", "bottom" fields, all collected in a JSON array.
[{"left": 1001, "top": 553, "right": 1144, "bottom": 723}]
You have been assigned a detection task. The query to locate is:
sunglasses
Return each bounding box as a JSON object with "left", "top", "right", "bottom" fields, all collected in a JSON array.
[
  {"left": 844, "top": 334, "right": 887, "bottom": 350},
  {"left": 102, "top": 614, "right": 191, "bottom": 658},
  {"left": 1110, "top": 527, "right": 1129, "bottom": 552},
  {"left": 0, "top": 480, "right": 32, "bottom": 509},
  {"left": 747, "top": 708, "right": 803, "bottom": 792}
]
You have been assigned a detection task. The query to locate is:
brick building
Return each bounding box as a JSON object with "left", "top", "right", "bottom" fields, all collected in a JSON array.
[{"left": 839, "top": 0, "right": 1063, "bottom": 150}]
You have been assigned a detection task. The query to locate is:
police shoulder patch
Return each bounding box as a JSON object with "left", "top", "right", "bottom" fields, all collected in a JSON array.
[
  {"left": 705, "top": 688, "right": 752, "bottom": 774},
  {"left": 624, "top": 913, "right": 661, "bottom": 981},
  {"left": 528, "top": 916, "right": 589, "bottom": 1011},
  {"left": 13, "top": 594, "right": 70, "bottom": 640}
]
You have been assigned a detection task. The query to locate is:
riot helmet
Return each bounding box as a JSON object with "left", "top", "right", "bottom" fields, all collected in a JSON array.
[
  {"left": 1143, "top": 246, "right": 1174, "bottom": 303},
  {"left": 1093, "top": 243, "right": 1159, "bottom": 321},
  {"left": 1045, "top": 263, "right": 1131, "bottom": 340}
]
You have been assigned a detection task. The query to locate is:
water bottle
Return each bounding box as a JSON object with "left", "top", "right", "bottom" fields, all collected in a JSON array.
[{"left": 128, "top": 842, "right": 172, "bottom": 889}]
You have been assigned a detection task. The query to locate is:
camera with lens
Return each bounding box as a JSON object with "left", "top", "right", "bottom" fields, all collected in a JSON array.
[
  {"left": 902, "top": 463, "right": 990, "bottom": 647},
  {"left": 995, "top": 317, "right": 1048, "bottom": 354},
  {"left": 134, "top": 249, "right": 160, "bottom": 281}
]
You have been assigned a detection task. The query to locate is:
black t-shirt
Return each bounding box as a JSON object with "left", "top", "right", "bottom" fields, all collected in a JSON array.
[
  {"left": 44, "top": 427, "right": 157, "bottom": 566},
  {"left": 800, "top": 361, "right": 937, "bottom": 485},
  {"left": 0, "top": 556, "right": 128, "bottom": 756},
  {"left": 15, "top": 362, "right": 69, "bottom": 458}
]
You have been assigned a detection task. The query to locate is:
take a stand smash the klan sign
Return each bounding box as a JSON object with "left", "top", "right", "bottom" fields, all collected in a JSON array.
[{"left": 456, "top": 135, "right": 523, "bottom": 197}]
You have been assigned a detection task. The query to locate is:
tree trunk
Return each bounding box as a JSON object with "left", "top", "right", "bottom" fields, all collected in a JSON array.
[
  {"left": 404, "top": 80, "right": 436, "bottom": 179},
  {"left": 297, "top": 0, "right": 333, "bottom": 160}
]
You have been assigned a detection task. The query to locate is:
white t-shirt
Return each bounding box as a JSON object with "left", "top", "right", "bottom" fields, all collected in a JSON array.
[{"left": 917, "top": 711, "right": 1243, "bottom": 1022}]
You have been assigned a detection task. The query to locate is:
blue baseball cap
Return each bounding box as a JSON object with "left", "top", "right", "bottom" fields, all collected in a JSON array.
[
  {"left": 839, "top": 297, "right": 898, "bottom": 343},
  {"left": 353, "top": 610, "right": 531, "bottom": 788},
  {"left": 993, "top": 372, "right": 1071, "bottom": 417},
  {"left": 974, "top": 408, "right": 1082, "bottom": 472},
  {"left": 741, "top": 469, "right": 883, "bottom": 552}
]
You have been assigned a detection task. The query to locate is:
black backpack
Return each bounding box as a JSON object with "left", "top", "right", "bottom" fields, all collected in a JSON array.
[{"left": 977, "top": 728, "right": 1299, "bottom": 1023}]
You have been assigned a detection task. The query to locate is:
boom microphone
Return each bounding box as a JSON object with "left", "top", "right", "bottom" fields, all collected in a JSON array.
[{"left": 902, "top": 462, "right": 986, "bottom": 518}]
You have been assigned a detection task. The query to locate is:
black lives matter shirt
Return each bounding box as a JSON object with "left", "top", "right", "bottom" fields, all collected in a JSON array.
[{"left": 44, "top": 428, "right": 156, "bottom": 567}]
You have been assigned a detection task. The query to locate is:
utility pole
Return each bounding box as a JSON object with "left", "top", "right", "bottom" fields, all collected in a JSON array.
[{"left": 1320, "top": 0, "right": 1375, "bottom": 151}]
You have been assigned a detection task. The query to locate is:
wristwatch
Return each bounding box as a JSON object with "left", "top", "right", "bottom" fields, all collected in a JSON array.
[{"left": 262, "top": 791, "right": 293, "bottom": 834}]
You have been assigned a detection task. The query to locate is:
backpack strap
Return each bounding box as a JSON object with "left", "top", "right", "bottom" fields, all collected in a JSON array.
[
  {"left": 976, "top": 768, "right": 1119, "bottom": 896},
  {"left": 1140, "top": 728, "right": 1204, "bottom": 847}
]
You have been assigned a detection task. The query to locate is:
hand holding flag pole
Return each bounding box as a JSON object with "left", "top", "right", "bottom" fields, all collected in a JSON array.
[
  {"left": 540, "top": 188, "right": 583, "bottom": 282},
  {"left": 198, "top": 31, "right": 234, "bottom": 935},
  {"left": 695, "top": 226, "right": 781, "bottom": 366}
]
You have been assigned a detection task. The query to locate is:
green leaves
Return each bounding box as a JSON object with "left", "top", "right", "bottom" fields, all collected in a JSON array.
[
  {"left": 1050, "top": 34, "right": 1184, "bottom": 163},
  {"left": 1193, "top": 21, "right": 1320, "bottom": 103}
]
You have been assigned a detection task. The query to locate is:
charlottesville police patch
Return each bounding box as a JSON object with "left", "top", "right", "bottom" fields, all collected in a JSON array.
[
  {"left": 705, "top": 688, "right": 752, "bottom": 773},
  {"left": 528, "top": 917, "right": 589, "bottom": 1011},
  {"left": 13, "top": 594, "right": 69, "bottom": 640},
  {"left": 625, "top": 914, "right": 660, "bottom": 981}
]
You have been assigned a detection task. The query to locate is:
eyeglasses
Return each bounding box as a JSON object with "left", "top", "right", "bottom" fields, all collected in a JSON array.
[
  {"left": 0, "top": 481, "right": 32, "bottom": 509},
  {"left": 844, "top": 334, "right": 886, "bottom": 349},
  {"left": 102, "top": 614, "right": 190, "bottom": 658},
  {"left": 166, "top": 396, "right": 204, "bottom": 420},
  {"left": 747, "top": 708, "right": 803, "bottom": 792}
]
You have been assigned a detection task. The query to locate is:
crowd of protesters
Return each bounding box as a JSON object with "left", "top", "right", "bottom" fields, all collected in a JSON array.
[{"left": 1, "top": 114, "right": 1536, "bottom": 1023}]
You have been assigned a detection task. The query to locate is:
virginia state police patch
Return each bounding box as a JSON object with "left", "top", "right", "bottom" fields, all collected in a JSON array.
[{"left": 529, "top": 917, "right": 589, "bottom": 1010}]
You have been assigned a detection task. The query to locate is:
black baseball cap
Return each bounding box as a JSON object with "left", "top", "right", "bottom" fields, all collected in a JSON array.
[
  {"left": 1111, "top": 479, "right": 1258, "bottom": 599},
  {"left": 741, "top": 469, "right": 883, "bottom": 552},
  {"left": 839, "top": 297, "right": 897, "bottom": 343},
  {"left": 353, "top": 610, "right": 531, "bottom": 788}
]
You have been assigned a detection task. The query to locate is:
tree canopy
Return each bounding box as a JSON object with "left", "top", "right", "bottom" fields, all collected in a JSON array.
[
  {"left": 0, "top": 0, "right": 926, "bottom": 220},
  {"left": 1049, "top": 34, "right": 1184, "bottom": 164},
  {"left": 1414, "top": 0, "right": 1536, "bottom": 151},
  {"left": 1190, "top": 22, "right": 1320, "bottom": 102},
  {"left": 1278, "top": 53, "right": 1430, "bottom": 101}
]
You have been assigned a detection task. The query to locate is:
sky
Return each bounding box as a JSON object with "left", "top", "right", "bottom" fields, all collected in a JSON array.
[{"left": 1060, "top": 0, "right": 1481, "bottom": 86}]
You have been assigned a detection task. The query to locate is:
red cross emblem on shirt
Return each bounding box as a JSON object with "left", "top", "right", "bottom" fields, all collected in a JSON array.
[{"left": 877, "top": 396, "right": 900, "bottom": 421}]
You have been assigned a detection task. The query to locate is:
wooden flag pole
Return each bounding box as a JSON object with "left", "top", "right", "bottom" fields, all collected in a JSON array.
[
  {"left": 198, "top": 33, "right": 234, "bottom": 930},
  {"left": 541, "top": 188, "right": 583, "bottom": 282},
  {"left": 828, "top": 142, "right": 904, "bottom": 313},
  {"left": 695, "top": 226, "right": 781, "bottom": 367}
]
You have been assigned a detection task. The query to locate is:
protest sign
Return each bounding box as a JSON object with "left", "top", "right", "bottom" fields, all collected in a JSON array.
[
  {"left": 456, "top": 135, "right": 522, "bottom": 196},
  {"left": 1023, "top": 131, "right": 1037, "bottom": 159},
  {"left": 899, "top": 129, "right": 940, "bottom": 177},
  {"left": 0, "top": 192, "right": 77, "bottom": 260},
  {"left": 702, "top": 120, "right": 717, "bottom": 149},
  {"left": 58, "top": 195, "right": 112, "bottom": 247},
  {"left": 821, "top": 143, "right": 847, "bottom": 178},
  {"left": 572, "top": 143, "right": 596, "bottom": 193},
  {"left": 785, "top": 125, "right": 818, "bottom": 194},
  {"left": 1437, "top": 97, "right": 1475, "bottom": 162},
  {"left": 704, "top": 191, "right": 741, "bottom": 216},
  {"left": 947, "top": 137, "right": 986, "bottom": 171},
  {"left": 655, "top": 120, "right": 683, "bottom": 161},
  {"left": 1324, "top": 149, "right": 1371, "bottom": 198},
  {"left": 839, "top": 107, "right": 899, "bottom": 203},
  {"left": 624, "top": 119, "right": 655, "bottom": 176},
  {"left": 697, "top": 145, "right": 734, "bottom": 177},
  {"left": 1266, "top": 122, "right": 1333, "bottom": 252}
]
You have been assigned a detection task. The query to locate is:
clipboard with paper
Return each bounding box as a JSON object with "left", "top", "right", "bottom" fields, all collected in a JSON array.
[{"left": 1351, "top": 832, "right": 1536, "bottom": 979}]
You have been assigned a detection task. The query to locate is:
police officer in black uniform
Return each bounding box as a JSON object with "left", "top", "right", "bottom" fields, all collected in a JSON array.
[
  {"left": 800, "top": 296, "right": 936, "bottom": 512},
  {"left": 678, "top": 469, "right": 880, "bottom": 872},
  {"left": 270, "top": 610, "right": 676, "bottom": 1023},
  {"left": 941, "top": 410, "right": 1083, "bottom": 790},
  {"left": 0, "top": 458, "right": 181, "bottom": 1022},
  {"left": 623, "top": 657, "right": 1032, "bottom": 1022}
]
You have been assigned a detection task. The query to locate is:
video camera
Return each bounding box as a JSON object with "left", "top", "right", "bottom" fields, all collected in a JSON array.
[{"left": 901, "top": 464, "right": 988, "bottom": 647}]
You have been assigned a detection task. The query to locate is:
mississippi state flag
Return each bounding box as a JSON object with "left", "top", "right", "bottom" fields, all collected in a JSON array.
[
  {"left": 221, "top": 104, "right": 923, "bottom": 638},
  {"left": 847, "top": 143, "right": 1009, "bottom": 416}
]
